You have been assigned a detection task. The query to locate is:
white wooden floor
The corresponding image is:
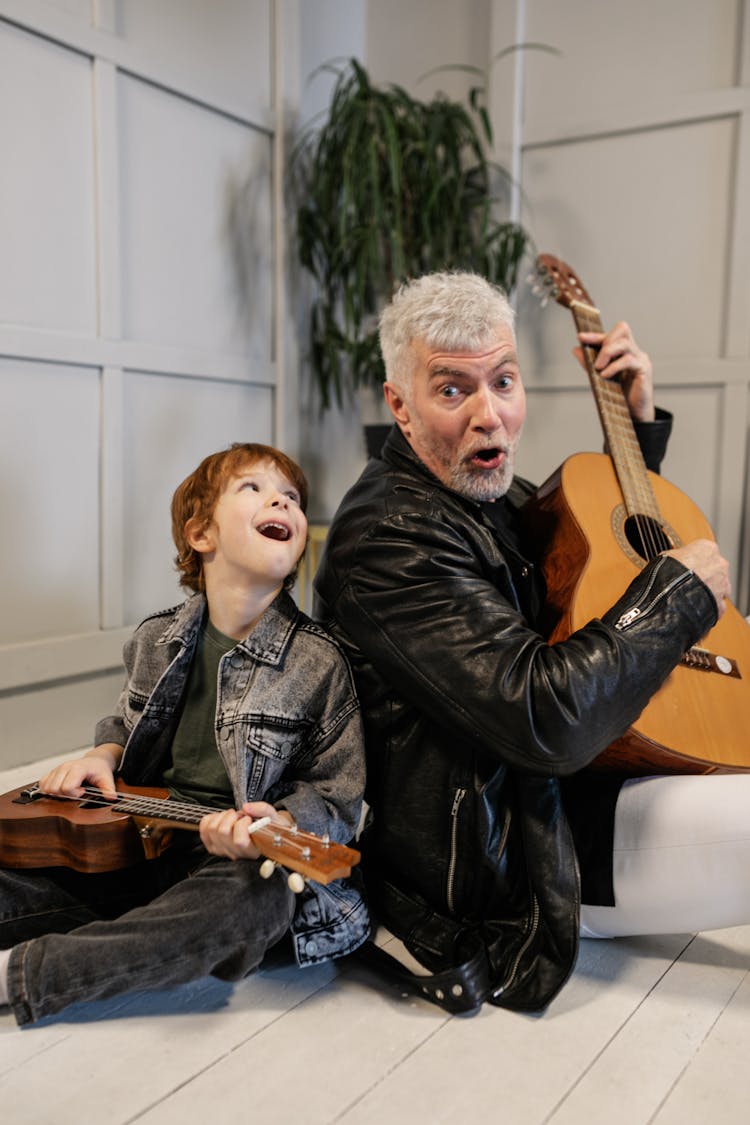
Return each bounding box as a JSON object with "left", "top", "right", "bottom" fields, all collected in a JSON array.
[{"left": 2, "top": 753, "right": 749, "bottom": 1125}]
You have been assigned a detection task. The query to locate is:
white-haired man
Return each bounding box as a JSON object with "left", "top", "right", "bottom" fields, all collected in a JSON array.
[{"left": 314, "top": 270, "right": 749, "bottom": 1014}]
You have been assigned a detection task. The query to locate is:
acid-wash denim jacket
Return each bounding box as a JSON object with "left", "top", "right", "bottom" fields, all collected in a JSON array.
[{"left": 95, "top": 589, "right": 370, "bottom": 966}]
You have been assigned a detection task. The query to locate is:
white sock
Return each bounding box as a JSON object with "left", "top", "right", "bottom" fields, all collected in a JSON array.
[{"left": 0, "top": 947, "right": 11, "bottom": 1006}]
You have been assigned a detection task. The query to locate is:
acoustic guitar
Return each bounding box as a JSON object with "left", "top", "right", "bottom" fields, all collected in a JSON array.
[
  {"left": 523, "top": 253, "right": 750, "bottom": 774},
  {"left": 0, "top": 779, "right": 360, "bottom": 888}
]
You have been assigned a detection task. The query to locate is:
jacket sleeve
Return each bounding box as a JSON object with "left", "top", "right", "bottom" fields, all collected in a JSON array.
[
  {"left": 93, "top": 631, "right": 140, "bottom": 749},
  {"left": 268, "top": 639, "right": 366, "bottom": 843},
  {"left": 633, "top": 407, "right": 672, "bottom": 473},
  {"left": 327, "top": 503, "right": 718, "bottom": 776}
]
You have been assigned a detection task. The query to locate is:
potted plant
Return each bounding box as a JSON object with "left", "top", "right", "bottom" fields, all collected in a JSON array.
[{"left": 289, "top": 56, "right": 533, "bottom": 434}]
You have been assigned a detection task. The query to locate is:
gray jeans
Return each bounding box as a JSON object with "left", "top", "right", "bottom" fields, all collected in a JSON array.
[{"left": 1, "top": 840, "right": 295, "bottom": 1025}]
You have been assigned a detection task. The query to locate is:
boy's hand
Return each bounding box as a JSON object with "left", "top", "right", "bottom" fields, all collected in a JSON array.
[
  {"left": 199, "top": 801, "right": 294, "bottom": 861},
  {"left": 39, "top": 744, "right": 122, "bottom": 799}
]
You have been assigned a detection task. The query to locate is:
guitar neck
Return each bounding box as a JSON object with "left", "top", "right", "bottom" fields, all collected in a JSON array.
[{"left": 569, "top": 300, "right": 661, "bottom": 522}]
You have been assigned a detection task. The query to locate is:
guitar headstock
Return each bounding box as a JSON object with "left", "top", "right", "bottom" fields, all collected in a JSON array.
[
  {"left": 253, "top": 821, "right": 360, "bottom": 886},
  {"left": 531, "top": 254, "right": 595, "bottom": 310}
]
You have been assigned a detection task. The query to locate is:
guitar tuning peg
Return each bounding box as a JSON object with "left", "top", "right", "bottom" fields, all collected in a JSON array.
[
  {"left": 287, "top": 871, "right": 306, "bottom": 894},
  {"left": 259, "top": 858, "right": 277, "bottom": 879}
]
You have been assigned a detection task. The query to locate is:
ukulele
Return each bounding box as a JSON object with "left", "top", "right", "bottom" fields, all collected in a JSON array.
[
  {"left": 0, "top": 779, "right": 360, "bottom": 888},
  {"left": 523, "top": 253, "right": 750, "bottom": 774}
]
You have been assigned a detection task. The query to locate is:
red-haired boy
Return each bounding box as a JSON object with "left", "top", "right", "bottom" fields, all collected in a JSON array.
[{"left": 0, "top": 443, "right": 368, "bottom": 1025}]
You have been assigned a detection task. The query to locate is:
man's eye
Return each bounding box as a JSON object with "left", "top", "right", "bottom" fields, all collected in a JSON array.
[{"left": 439, "top": 384, "right": 461, "bottom": 398}]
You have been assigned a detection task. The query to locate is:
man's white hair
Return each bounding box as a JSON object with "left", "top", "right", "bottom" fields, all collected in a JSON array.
[{"left": 379, "top": 271, "right": 516, "bottom": 392}]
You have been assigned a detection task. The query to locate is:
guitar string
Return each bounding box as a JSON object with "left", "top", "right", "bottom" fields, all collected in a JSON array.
[{"left": 574, "top": 305, "right": 667, "bottom": 563}]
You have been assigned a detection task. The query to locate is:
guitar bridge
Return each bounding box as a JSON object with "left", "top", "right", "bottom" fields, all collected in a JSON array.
[{"left": 681, "top": 647, "right": 741, "bottom": 679}]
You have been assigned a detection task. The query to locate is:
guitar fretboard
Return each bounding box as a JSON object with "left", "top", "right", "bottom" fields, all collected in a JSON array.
[{"left": 570, "top": 300, "right": 662, "bottom": 535}]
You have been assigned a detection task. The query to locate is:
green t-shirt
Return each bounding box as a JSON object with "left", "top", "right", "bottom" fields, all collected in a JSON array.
[{"left": 163, "top": 619, "right": 235, "bottom": 808}]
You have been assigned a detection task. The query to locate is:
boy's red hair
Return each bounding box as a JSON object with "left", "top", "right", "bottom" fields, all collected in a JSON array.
[{"left": 171, "top": 443, "right": 309, "bottom": 593}]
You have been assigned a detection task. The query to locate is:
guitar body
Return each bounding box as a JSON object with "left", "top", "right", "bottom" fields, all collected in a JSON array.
[
  {"left": 0, "top": 781, "right": 172, "bottom": 873},
  {"left": 525, "top": 451, "right": 750, "bottom": 773}
]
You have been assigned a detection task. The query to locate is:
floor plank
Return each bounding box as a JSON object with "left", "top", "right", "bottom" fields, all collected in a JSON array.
[
  {"left": 654, "top": 932, "right": 750, "bottom": 1125},
  {"left": 2, "top": 755, "right": 749, "bottom": 1125},
  {"left": 547, "top": 927, "right": 750, "bottom": 1125}
]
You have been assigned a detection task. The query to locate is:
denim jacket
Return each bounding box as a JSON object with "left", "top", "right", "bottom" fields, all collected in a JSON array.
[{"left": 95, "top": 590, "right": 370, "bottom": 966}]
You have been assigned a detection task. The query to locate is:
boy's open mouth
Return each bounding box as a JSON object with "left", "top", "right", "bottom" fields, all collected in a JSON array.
[{"left": 258, "top": 521, "right": 291, "bottom": 541}]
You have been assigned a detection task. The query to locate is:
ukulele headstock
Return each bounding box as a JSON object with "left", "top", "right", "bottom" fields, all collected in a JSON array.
[
  {"left": 252, "top": 821, "right": 360, "bottom": 886},
  {"left": 531, "top": 254, "right": 595, "bottom": 310}
]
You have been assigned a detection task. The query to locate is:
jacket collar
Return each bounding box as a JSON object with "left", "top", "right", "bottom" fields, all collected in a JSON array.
[{"left": 157, "top": 589, "right": 299, "bottom": 667}]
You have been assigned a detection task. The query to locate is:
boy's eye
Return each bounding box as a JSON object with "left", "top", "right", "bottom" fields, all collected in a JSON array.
[{"left": 240, "top": 480, "right": 259, "bottom": 491}]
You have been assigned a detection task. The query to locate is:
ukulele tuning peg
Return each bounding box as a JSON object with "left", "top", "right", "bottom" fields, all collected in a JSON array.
[
  {"left": 287, "top": 871, "right": 306, "bottom": 894},
  {"left": 259, "top": 858, "right": 277, "bottom": 879}
]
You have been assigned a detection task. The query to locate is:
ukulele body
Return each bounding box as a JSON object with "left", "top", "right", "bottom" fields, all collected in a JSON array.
[{"left": 0, "top": 782, "right": 173, "bottom": 873}]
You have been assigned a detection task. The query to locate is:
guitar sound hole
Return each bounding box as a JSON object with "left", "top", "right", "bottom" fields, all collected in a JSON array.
[{"left": 623, "top": 515, "right": 673, "bottom": 561}]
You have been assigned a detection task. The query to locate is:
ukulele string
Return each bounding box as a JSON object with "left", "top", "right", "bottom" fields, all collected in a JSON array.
[{"left": 40, "top": 784, "right": 329, "bottom": 860}]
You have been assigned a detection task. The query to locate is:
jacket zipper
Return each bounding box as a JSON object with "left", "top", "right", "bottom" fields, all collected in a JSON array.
[
  {"left": 492, "top": 892, "right": 541, "bottom": 999},
  {"left": 446, "top": 787, "right": 466, "bottom": 914},
  {"left": 613, "top": 562, "right": 691, "bottom": 631}
]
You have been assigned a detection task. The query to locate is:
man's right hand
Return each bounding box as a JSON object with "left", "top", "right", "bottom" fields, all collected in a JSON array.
[{"left": 665, "top": 538, "right": 731, "bottom": 619}]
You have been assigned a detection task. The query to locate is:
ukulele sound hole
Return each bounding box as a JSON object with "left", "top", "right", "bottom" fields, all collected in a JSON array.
[{"left": 612, "top": 505, "right": 680, "bottom": 567}]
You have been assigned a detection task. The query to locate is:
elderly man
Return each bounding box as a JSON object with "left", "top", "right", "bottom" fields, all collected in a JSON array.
[{"left": 314, "top": 270, "right": 749, "bottom": 1014}]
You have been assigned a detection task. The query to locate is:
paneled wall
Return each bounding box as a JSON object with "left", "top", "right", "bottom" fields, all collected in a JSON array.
[
  {"left": 0, "top": 0, "right": 280, "bottom": 765},
  {"left": 3, "top": 0, "right": 748, "bottom": 768},
  {"left": 489, "top": 0, "right": 750, "bottom": 608}
]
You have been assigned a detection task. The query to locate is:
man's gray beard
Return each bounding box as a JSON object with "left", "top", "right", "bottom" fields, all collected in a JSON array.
[{"left": 447, "top": 460, "right": 515, "bottom": 502}]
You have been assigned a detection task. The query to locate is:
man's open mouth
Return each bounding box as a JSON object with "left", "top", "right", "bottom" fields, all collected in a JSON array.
[
  {"left": 470, "top": 448, "right": 503, "bottom": 470},
  {"left": 257, "top": 521, "right": 291, "bottom": 541}
]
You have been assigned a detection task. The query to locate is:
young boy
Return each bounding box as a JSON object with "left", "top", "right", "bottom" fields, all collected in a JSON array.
[{"left": 0, "top": 443, "right": 369, "bottom": 1025}]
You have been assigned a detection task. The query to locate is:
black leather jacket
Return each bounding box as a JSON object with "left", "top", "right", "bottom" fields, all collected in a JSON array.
[{"left": 314, "top": 424, "right": 718, "bottom": 1011}]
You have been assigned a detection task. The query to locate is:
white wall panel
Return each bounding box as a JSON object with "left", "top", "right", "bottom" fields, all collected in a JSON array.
[
  {"left": 121, "top": 370, "right": 274, "bottom": 623},
  {"left": 117, "top": 74, "right": 273, "bottom": 361},
  {"left": 112, "top": 0, "right": 271, "bottom": 116},
  {"left": 656, "top": 385, "right": 724, "bottom": 520},
  {"left": 0, "top": 671, "right": 124, "bottom": 765},
  {"left": 0, "top": 358, "right": 100, "bottom": 644},
  {"left": 523, "top": 0, "right": 739, "bottom": 123},
  {"left": 0, "top": 1, "right": 281, "bottom": 766},
  {"left": 48, "top": 0, "right": 92, "bottom": 18},
  {"left": 518, "top": 117, "right": 736, "bottom": 372},
  {"left": 515, "top": 386, "right": 602, "bottom": 486},
  {"left": 0, "top": 20, "right": 96, "bottom": 334}
]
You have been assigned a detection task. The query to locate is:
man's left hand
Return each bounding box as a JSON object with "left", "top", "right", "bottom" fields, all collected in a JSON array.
[{"left": 574, "top": 320, "right": 654, "bottom": 423}]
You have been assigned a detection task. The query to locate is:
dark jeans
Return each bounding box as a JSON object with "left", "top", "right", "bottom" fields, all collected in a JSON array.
[{"left": 1, "top": 840, "right": 296, "bottom": 1025}]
